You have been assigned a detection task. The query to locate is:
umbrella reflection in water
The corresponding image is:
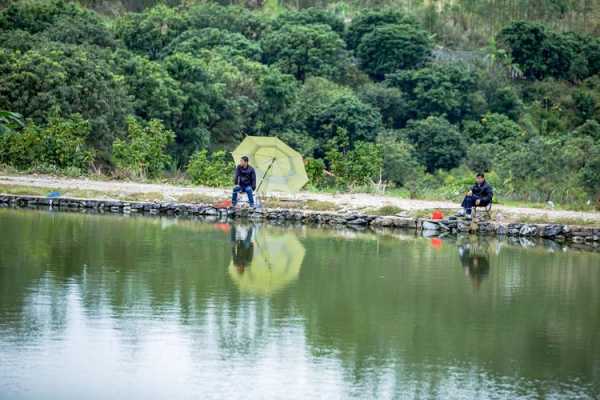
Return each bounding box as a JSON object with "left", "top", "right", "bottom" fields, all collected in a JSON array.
[{"left": 228, "top": 224, "right": 305, "bottom": 296}]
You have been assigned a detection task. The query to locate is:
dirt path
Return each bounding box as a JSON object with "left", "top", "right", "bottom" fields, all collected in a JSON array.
[{"left": 1, "top": 174, "right": 599, "bottom": 223}]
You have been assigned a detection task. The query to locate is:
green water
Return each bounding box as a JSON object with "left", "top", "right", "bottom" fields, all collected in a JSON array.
[{"left": 0, "top": 208, "right": 599, "bottom": 399}]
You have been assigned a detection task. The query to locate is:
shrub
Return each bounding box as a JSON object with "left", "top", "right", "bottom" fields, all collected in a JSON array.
[
  {"left": 186, "top": 149, "right": 233, "bottom": 187},
  {"left": 305, "top": 157, "right": 326, "bottom": 187},
  {"left": 0, "top": 114, "right": 93, "bottom": 171},
  {"left": 112, "top": 117, "right": 175, "bottom": 179}
]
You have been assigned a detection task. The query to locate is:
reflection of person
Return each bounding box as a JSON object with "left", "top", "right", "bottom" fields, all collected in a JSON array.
[
  {"left": 231, "top": 225, "right": 254, "bottom": 274},
  {"left": 458, "top": 243, "right": 490, "bottom": 288},
  {"left": 458, "top": 173, "right": 493, "bottom": 220},
  {"left": 232, "top": 156, "right": 256, "bottom": 208}
]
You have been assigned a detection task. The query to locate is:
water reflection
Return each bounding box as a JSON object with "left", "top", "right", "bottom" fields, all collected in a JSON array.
[
  {"left": 230, "top": 224, "right": 255, "bottom": 274},
  {"left": 0, "top": 209, "right": 599, "bottom": 399},
  {"left": 228, "top": 224, "right": 305, "bottom": 296},
  {"left": 457, "top": 238, "right": 491, "bottom": 288}
]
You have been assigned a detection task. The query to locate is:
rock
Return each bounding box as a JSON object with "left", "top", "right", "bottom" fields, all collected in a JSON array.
[
  {"left": 457, "top": 221, "right": 471, "bottom": 232},
  {"left": 496, "top": 224, "right": 507, "bottom": 235},
  {"left": 543, "top": 224, "right": 563, "bottom": 238},
  {"left": 508, "top": 224, "right": 522, "bottom": 236},
  {"left": 371, "top": 216, "right": 394, "bottom": 227},
  {"left": 347, "top": 218, "right": 368, "bottom": 226},
  {"left": 422, "top": 221, "right": 440, "bottom": 231},
  {"left": 519, "top": 224, "right": 537, "bottom": 236}
]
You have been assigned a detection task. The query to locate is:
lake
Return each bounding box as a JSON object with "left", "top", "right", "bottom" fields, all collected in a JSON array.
[{"left": 0, "top": 208, "right": 599, "bottom": 399}]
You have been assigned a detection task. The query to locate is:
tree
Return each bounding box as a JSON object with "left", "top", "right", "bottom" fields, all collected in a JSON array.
[
  {"left": 255, "top": 68, "right": 298, "bottom": 134},
  {"left": 376, "top": 131, "right": 424, "bottom": 187},
  {"left": 112, "top": 117, "right": 175, "bottom": 178},
  {"left": 0, "top": 45, "right": 132, "bottom": 156},
  {"left": 357, "top": 83, "right": 407, "bottom": 129},
  {"left": 497, "top": 21, "right": 597, "bottom": 81},
  {"left": 463, "top": 113, "right": 526, "bottom": 144},
  {"left": 304, "top": 94, "right": 382, "bottom": 150},
  {"left": 115, "top": 51, "right": 185, "bottom": 131},
  {"left": 346, "top": 9, "right": 418, "bottom": 50},
  {"left": 272, "top": 8, "right": 345, "bottom": 36},
  {"left": 42, "top": 12, "right": 116, "bottom": 47},
  {"left": 401, "top": 116, "right": 465, "bottom": 172},
  {"left": 465, "top": 143, "right": 496, "bottom": 173},
  {"left": 356, "top": 23, "right": 432, "bottom": 80},
  {"left": 186, "top": 3, "right": 268, "bottom": 40},
  {"left": 115, "top": 4, "right": 188, "bottom": 59},
  {"left": 261, "top": 23, "right": 350, "bottom": 82},
  {"left": 386, "top": 62, "right": 484, "bottom": 124},
  {"left": 161, "top": 28, "right": 262, "bottom": 61},
  {"left": 487, "top": 86, "right": 523, "bottom": 121},
  {"left": 0, "top": 0, "right": 87, "bottom": 33},
  {"left": 164, "top": 50, "right": 263, "bottom": 157}
]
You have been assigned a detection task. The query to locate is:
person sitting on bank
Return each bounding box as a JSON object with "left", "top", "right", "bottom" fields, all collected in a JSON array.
[
  {"left": 458, "top": 173, "right": 493, "bottom": 219},
  {"left": 232, "top": 155, "right": 256, "bottom": 208}
]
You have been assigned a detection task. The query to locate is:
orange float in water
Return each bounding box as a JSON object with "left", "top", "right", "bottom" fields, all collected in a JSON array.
[{"left": 431, "top": 238, "right": 443, "bottom": 249}]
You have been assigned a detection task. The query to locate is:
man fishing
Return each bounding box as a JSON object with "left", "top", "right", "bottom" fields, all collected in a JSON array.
[
  {"left": 458, "top": 173, "right": 493, "bottom": 220},
  {"left": 232, "top": 155, "right": 256, "bottom": 208}
]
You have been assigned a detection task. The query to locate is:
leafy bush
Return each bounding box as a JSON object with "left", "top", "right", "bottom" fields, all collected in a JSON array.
[
  {"left": 0, "top": 114, "right": 93, "bottom": 170},
  {"left": 186, "top": 149, "right": 233, "bottom": 187},
  {"left": 305, "top": 157, "right": 326, "bottom": 187},
  {"left": 326, "top": 130, "right": 383, "bottom": 188},
  {"left": 112, "top": 117, "right": 175, "bottom": 179}
]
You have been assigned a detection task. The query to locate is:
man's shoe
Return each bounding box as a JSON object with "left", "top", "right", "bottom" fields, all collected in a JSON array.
[{"left": 465, "top": 214, "right": 472, "bottom": 220}]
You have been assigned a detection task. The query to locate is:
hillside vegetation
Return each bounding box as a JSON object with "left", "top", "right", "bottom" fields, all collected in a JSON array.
[{"left": 0, "top": 0, "right": 599, "bottom": 208}]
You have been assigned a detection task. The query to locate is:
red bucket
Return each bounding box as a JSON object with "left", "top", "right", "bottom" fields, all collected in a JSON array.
[{"left": 214, "top": 199, "right": 232, "bottom": 209}]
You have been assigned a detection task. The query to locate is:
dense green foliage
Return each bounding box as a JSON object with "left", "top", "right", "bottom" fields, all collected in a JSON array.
[
  {"left": 186, "top": 149, "right": 233, "bottom": 187},
  {"left": 0, "top": 113, "right": 93, "bottom": 172},
  {"left": 0, "top": 0, "right": 599, "bottom": 205},
  {"left": 112, "top": 117, "right": 175, "bottom": 178}
]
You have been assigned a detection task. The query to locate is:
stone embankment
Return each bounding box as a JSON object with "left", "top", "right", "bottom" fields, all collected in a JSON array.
[{"left": 1, "top": 195, "right": 599, "bottom": 247}]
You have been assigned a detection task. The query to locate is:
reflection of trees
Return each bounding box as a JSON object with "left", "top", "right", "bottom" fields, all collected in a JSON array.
[
  {"left": 1, "top": 209, "right": 599, "bottom": 398},
  {"left": 281, "top": 232, "right": 600, "bottom": 396}
]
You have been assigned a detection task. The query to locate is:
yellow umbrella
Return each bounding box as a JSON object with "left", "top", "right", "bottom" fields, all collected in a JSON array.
[
  {"left": 232, "top": 136, "right": 309, "bottom": 193},
  {"left": 228, "top": 228, "right": 305, "bottom": 296}
]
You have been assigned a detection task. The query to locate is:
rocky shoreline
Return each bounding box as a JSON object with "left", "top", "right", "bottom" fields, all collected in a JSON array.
[{"left": 1, "top": 194, "right": 599, "bottom": 248}]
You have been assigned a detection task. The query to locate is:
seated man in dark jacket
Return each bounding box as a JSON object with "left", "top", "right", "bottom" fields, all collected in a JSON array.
[
  {"left": 232, "top": 156, "right": 256, "bottom": 208},
  {"left": 459, "top": 173, "right": 493, "bottom": 219}
]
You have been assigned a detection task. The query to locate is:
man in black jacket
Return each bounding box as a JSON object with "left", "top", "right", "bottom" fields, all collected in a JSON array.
[
  {"left": 232, "top": 156, "right": 256, "bottom": 208},
  {"left": 459, "top": 173, "right": 493, "bottom": 219}
]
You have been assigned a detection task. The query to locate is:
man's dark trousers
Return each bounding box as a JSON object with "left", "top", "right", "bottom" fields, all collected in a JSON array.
[
  {"left": 461, "top": 195, "right": 489, "bottom": 215},
  {"left": 232, "top": 185, "right": 254, "bottom": 207}
]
